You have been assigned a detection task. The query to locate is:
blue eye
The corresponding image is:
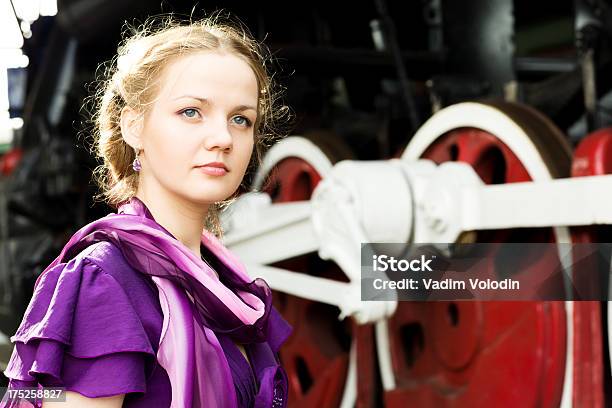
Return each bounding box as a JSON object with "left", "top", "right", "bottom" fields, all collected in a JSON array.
[
  {"left": 232, "top": 115, "right": 252, "bottom": 127},
  {"left": 181, "top": 108, "right": 200, "bottom": 119}
]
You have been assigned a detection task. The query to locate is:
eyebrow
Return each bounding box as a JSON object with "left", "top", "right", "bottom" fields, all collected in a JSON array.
[
  {"left": 173, "top": 95, "right": 257, "bottom": 112},
  {"left": 172, "top": 95, "right": 209, "bottom": 105},
  {"left": 234, "top": 104, "right": 258, "bottom": 112}
]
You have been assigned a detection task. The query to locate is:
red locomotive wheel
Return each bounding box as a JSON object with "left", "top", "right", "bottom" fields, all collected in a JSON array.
[
  {"left": 254, "top": 132, "right": 357, "bottom": 408},
  {"left": 569, "top": 127, "right": 612, "bottom": 408},
  {"left": 383, "top": 101, "right": 573, "bottom": 407}
]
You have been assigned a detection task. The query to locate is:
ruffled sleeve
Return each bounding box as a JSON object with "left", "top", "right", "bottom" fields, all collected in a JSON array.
[{"left": 1, "top": 244, "right": 158, "bottom": 407}]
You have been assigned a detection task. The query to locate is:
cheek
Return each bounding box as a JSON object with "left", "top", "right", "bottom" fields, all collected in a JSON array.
[
  {"left": 236, "top": 139, "right": 255, "bottom": 172},
  {"left": 146, "top": 124, "right": 195, "bottom": 169}
]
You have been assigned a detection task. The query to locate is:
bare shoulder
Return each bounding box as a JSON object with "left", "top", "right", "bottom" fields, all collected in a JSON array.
[{"left": 42, "top": 391, "right": 125, "bottom": 407}]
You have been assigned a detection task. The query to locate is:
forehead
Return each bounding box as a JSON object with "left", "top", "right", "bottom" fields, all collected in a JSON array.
[{"left": 155, "top": 51, "right": 258, "bottom": 104}]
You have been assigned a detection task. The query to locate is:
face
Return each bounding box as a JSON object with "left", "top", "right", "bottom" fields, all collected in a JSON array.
[{"left": 124, "top": 51, "right": 258, "bottom": 207}]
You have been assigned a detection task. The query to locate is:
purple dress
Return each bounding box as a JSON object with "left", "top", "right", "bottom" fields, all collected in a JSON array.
[{"left": 2, "top": 238, "right": 285, "bottom": 407}]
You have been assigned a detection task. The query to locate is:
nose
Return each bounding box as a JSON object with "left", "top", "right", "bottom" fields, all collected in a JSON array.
[{"left": 203, "top": 114, "right": 233, "bottom": 152}]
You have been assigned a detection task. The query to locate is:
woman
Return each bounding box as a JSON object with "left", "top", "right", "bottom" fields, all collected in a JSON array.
[{"left": 1, "top": 15, "right": 292, "bottom": 408}]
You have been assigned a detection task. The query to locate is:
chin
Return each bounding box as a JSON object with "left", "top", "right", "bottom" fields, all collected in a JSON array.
[
  {"left": 184, "top": 192, "right": 231, "bottom": 205},
  {"left": 176, "top": 183, "right": 238, "bottom": 203}
]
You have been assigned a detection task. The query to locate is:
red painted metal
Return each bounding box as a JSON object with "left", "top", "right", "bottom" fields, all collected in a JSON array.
[
  {"left": 260, "top": 135, "right": 356, "bottom": 408},
  {"left": 386, "top": 120, "right": 569, "bottom": 407},
  {"left": 272, "top": 286, "right": 349, "bottom": 408},
  {"left": 572, "top": 128, "right": 612, "bottom": 176},
  {"left": 354, "top": 322, "right": 380, "bottom": 408},
  {"left": 569, "top": 128, "right": 610, "bottom": 408},
  {"left": 0, "top": 148, "right": 23, "bottom": 176}
]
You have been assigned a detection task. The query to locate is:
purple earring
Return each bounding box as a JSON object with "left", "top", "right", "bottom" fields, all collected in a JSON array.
[{"left": 132, "top": 148, "right": 142, "bottom": 172}]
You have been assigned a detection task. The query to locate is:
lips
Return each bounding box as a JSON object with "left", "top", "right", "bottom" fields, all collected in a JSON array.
[
  {"left": 195, "top": 161, "right": 229, "bottom": 176},
  {"left": 196, "top": 162, "right": 229, "bottom": 171}
]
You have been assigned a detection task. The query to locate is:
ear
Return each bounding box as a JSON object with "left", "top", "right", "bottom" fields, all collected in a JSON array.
[{"left": 120, "top": 106, "right": 144, "bottom": 149}]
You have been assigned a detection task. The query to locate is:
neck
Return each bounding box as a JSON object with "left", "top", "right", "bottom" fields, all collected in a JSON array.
[{"left": 135, "top": 185, "right": 209, "bottom": 259}]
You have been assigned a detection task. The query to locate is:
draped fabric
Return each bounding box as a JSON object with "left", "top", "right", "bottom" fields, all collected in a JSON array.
[{"left": 2, "top": 197, "right": 292, "bottom": 407}]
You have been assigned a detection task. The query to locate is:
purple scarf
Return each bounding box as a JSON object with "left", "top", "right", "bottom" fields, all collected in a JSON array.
[{"left": 20, "top": 197, "right": 291, "bottom": 407}]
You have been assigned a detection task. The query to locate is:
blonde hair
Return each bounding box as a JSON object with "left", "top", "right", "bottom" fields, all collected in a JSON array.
[{"left": 88, "top": 13, "right": 290, "bottom": 237}]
